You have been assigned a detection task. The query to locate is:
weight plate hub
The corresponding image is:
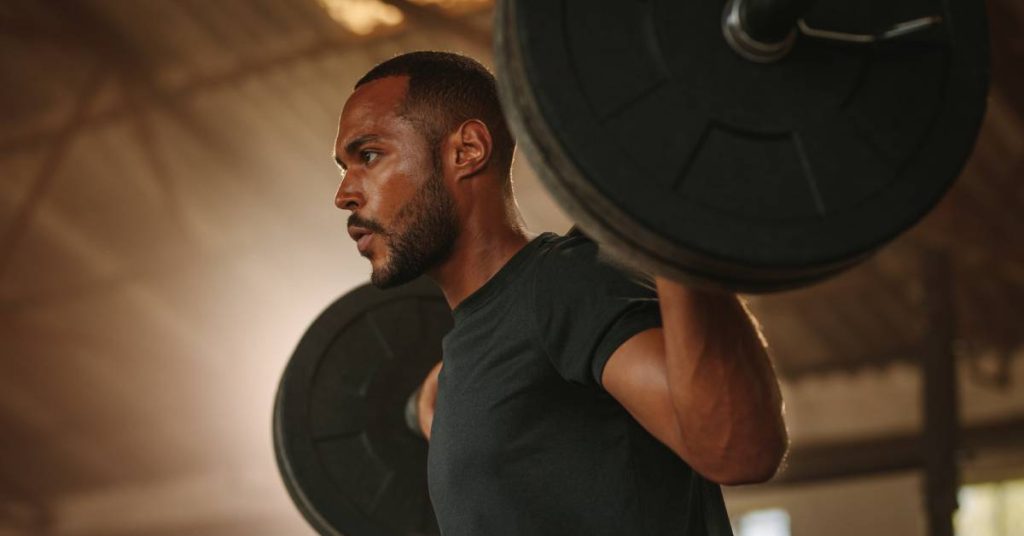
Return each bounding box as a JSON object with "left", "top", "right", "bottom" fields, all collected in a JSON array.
[
  {"left": 496, "top": 0, "right": 989, "bottom": 292},
  {"left": 274, "top": 278, "right": 451, "bottom": 536}
]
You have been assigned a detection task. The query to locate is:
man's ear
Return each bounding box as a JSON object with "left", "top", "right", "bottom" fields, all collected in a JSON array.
[{"left": 447, "top": 119, "right": 493, "bottom": 182}]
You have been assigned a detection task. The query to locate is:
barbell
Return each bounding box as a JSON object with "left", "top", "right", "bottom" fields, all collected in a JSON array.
[{"left": 275, "top": 0, "right": 990, "bottom": 533}]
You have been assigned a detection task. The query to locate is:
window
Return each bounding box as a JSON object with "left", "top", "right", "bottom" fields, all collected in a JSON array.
[
  {"left": 738, "top": 508, "right": 791, "bottom": 536},
  {"left": 956, "top": 478, "right": 1024, "bottom": 536}
]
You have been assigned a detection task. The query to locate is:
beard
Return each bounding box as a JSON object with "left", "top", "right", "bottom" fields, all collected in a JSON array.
[{"left": 352, "top": 161, "right": 459, "bottom": 289}]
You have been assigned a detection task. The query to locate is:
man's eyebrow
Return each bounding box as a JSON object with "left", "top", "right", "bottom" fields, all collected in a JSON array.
[
  {"left": 333, "top": 134, "right": 379, "bottom": 170},
  {"left": 344, "top": 134, "right": 380, "bottom": 156}
]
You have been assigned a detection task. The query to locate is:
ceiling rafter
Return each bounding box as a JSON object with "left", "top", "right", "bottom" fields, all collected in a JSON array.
[
  {"left": 0, "top": 2, "right": 495, "bottom": 158},
  {"left": 0, "top": 37, "right": 345, "bottom": 157},
  {"left": 121, "top": 83, "right": 200, "bottom": 242},
  {"left": 0, "top": 66, "right": 108, "bottom": 282}
]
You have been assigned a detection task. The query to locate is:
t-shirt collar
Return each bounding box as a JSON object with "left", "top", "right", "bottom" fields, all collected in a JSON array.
[{"left": 451, "top": 232, "right": 555, "bottom": 321}]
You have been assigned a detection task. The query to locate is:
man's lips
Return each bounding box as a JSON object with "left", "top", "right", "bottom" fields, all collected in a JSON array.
[
  {"left": 357, "top": 233, "right": 373, "bottom": 254},
  {"left": 348, "top": 226, "right": 375, "bottom": 254}
]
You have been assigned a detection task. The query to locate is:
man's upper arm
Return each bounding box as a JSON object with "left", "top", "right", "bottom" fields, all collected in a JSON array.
[
  {"left": 531, "top": 239, "right": 692, "bottom": 460},
  {"left": 600, "top": 327, "right": 690, "bottom": 461},
  {"left": 532, "top": 237, "right": 662, "bottom": 386}
]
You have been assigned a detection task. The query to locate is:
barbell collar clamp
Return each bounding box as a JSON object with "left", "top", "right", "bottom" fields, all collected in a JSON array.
[
  {"left": 797, "top": 15, "right": 944, "bottom": 44},
  {"left": 722, "top": 0, "right": 800, "bottom": 63},
  {"left": 404, "top": 385, "right": 425, "bottom": 439}
]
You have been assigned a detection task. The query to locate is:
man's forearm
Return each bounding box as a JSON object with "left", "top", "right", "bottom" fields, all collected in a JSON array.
[{"left": 655, "top": 277, "right": 787, "bottom": 484}]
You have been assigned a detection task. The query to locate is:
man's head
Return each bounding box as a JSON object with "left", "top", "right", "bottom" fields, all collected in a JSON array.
[{"left": 333, "top": 51, "right": 516, "bottom": 288}]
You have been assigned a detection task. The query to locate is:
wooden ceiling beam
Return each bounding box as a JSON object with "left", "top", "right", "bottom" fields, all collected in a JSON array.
[
  {"left": 918, "top": 250, "right": 958, "bottom": 536},
  {"left": 771, "top": 413, "right": 1024, "bottom": 486},
  {"left": 776, "top": 344, "right": 922, "bottom": 379}
]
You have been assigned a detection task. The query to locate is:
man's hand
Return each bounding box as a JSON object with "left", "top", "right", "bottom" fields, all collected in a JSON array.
[{"left": 416, "top": 361, "right": 443, "bottom": 440}]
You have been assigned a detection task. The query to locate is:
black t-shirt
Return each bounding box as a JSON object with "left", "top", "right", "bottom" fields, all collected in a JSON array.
[{"left": 427, "top": 232, "right": 732, "bottom": 535}]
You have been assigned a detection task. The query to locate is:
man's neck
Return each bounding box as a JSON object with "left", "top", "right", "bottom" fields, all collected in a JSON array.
[{"left": 429, "top": 218, "right": 533, "bottom": 311}]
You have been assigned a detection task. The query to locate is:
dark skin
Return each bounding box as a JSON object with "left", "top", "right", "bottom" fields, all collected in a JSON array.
[{"left": 334, "top": 76, "right": 787, "bottom": 485}]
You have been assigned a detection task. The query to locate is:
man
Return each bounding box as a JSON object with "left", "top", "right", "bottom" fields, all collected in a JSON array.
[{"left": 334, "top": 51, "right": 787, "bottom": 535}]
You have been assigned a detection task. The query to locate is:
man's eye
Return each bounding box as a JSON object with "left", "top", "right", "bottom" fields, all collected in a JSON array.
[{"left": 361, "top": 151, "right": 380, "bottom": 165}]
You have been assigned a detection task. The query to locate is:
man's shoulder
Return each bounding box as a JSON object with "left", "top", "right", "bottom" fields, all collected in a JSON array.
[
  {"left": 534, "top": 229, "right": 600, "bottom": 262},
  {"left": 532, "top": 230, "right": 653, "bottom": 290},
  {"left": 535, "top": 230, "right": 643, "bottom": 276}
]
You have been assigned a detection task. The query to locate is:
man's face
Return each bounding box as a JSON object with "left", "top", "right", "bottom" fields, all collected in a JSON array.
[{"left": 334, "top": 76, "right": 459, "bottom": 288}]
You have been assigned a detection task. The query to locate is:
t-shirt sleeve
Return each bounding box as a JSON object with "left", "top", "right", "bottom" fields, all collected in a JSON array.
[{"left": 531, "top": 236, "right": 662, "bottom": 388}]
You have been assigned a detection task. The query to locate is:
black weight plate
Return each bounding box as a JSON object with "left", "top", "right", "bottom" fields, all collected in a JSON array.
[
  {"left": 274, "top": 277, "right": 451, "bottom": 536},
  {"left": 496, "top": 0, "right": 989, "bottom": 292}
]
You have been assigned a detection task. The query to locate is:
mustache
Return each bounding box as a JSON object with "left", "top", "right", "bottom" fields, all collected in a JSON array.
[{"left": 348, "top": 214, "right": 388, "bottom": 236}]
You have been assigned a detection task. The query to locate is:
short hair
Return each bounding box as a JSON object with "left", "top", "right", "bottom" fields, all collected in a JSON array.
[{"left": 355, "top": 51, "right": 516, "bottom": 181}]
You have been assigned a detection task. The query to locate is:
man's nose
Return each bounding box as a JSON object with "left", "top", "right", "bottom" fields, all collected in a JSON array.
[{"left": 335, "top": 179, "right": 362, "bottom": 211}]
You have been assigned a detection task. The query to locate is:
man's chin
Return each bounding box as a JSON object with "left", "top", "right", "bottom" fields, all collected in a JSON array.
[
  {"left": 368, "top": 261, "right": 399, "bottom": 289},
  {"left": 370, "top": 270, "right": 413, "bottom": 289},
  {"left": 370, "top": 261, "right": 425, "bottom": 289}
]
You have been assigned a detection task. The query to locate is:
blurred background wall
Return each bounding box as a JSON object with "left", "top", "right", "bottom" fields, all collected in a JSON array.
[{"left": 0, "top": 1, "right": 1022, "bottom": 535}]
